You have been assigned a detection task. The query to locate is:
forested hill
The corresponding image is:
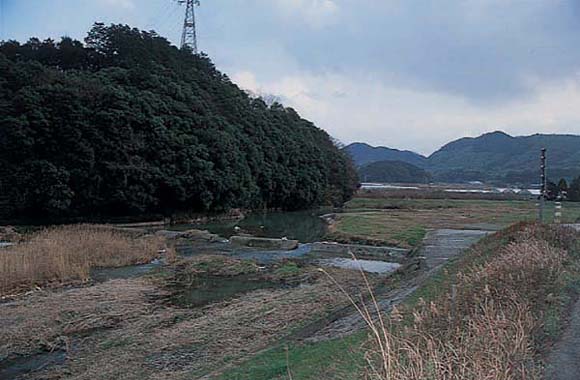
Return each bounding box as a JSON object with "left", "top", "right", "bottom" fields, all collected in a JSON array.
[
  {"left": 345, "top": 132, "right": 580, "bottom": 184},
  {"left": 429, "top": 131, "right": 580, "bottom": 183},
  {"left": 359, "top": 160, "right": 431, "bottom": 184},
  {"left": 0, "top": 24, "right": 358, "bottom": 219}
]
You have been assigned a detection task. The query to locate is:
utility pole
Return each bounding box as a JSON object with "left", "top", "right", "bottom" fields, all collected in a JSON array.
[
  {"left": 538, "top": 148, "right": 547, "bottom": 223},
  {"left": 177, "top": 0, "right": 200, "bottom": 54}
]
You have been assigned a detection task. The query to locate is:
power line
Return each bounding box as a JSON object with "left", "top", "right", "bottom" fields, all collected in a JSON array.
[{"left": 146, "top": 1, "right": 180, "bottom": 33}]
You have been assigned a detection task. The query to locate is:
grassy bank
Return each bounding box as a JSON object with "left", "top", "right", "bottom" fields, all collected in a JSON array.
[
  {"left": 364, "top": 223, "right": 580, "bottom": 379},
  {"left": 0, "top": 224, "right": 164, "bottom": 295}
]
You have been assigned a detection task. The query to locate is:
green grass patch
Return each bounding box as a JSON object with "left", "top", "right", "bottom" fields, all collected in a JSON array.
[
  {"left": 219, "top": 333, "right": 367, "bottom": 380},
  {"left": 392, "top": 226, "right": 426, "bottom": 248},
  {"left": 329, "top": 212, "right": 426, "bottom": 248},
  {"left": 273, "top": 262, "right": 302, "bottom": 278}
]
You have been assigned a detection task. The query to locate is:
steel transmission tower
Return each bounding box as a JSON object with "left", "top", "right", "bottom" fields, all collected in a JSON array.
[{"left": 177, "top": 0, "right": 200, "bottom": 54}]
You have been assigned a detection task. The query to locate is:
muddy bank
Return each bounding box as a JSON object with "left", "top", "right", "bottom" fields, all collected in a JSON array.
[{"left": 91, "top": 260, "right": 163, "bottom": 282}]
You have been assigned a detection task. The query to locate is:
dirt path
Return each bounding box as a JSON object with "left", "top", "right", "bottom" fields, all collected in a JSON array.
[
  {"left": 545, "top": 298, "right": 580, "bottom": 380},
  {"left": 303, "top": 229, "right": 490, "bottom": 342},
  {"left": 543, "top": 223, "right": 580, "bottom": 380}
]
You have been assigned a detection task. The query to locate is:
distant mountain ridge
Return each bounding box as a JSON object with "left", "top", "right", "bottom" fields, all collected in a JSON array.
[
  {"left": 345, "top": 131, "right": 580, "bottom": 185},
  {"left": 345, "top": 142, "right": 427, "bottom": 168}
]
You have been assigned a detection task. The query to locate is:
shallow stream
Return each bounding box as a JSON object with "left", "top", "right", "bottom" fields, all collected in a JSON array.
[{"left": 91, "top": 210, "right": 403, "bottom": 306}]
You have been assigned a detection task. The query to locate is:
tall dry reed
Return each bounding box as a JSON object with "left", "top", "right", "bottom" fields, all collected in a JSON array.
[
  {"left": 355, "top": 226, "right": 571, "bottom": 380},
  {"left": 0, "top": 224, "right": 164, "bottom": 295}
]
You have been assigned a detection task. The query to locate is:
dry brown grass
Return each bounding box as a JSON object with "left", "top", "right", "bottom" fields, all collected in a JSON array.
[
  {"left": 0, "top": 267, "right": 372, "bottom": 379},
  {"left": 0, "top": 224, "right": 164, "bottom": 295},
  {"left": 359, "top": 225, "right": 577, "bottom": 380},
  {"left": 0, "top": 278, "right": 161, "bottom": 358}
]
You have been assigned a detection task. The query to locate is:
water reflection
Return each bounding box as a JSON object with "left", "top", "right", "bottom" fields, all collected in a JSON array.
[
  {"left": 173, "top": 210, "right": 327, "bottom": 243},
  {"left": 172, "top": 275, "right": 280, "bottom": 307}
]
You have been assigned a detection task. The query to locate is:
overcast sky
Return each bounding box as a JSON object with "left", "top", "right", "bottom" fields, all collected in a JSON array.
[{"left": 2, "top": 0, "right": 580, "bottom": 155}]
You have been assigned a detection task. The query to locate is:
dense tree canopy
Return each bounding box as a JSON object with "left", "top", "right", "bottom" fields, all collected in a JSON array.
[
  {"left": 0, "top": 24, "right": 358, "bottom": 219},
  {"left": 358, "top": 160, "right": 432, "bottom": 184},
  {"left": 569, "top": 177, "right": 580, "bottom": 202}
]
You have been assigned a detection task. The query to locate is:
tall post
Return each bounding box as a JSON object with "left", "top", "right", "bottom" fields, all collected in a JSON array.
[
  {"left": 539, "top": 148, "right": 546, "bottom": 223},
  {"left": 179, "top": 0, "right": 200, "bottom": 54}
]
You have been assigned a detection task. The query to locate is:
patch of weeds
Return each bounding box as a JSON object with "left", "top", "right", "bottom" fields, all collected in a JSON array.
[
  {"left": 540, "top": 266, "right": 580, "bottom": 348},
  {"left": 543, "top": 292, "right": 570, "bottom": 339},
  {"left": 392, "top": 226, "right": 426, "bottom": 248},
  {"left": 274, "top": 262, "right": 301, "bottom": 278}
]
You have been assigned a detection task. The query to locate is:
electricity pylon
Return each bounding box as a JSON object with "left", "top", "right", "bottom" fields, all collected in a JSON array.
[{"left": 177, "top": 0, "right": 200, "bottom": 54}]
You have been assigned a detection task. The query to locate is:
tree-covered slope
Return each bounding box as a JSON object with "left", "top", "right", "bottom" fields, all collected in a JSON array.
[
  {"left": 0, "top": 24, "right": 358, "bottom": 219},
  {"left": 358, "top": 160, "right": 432, "bottom": 184},
  {"left": 344, "top": 142, "right": 427, "bottom": 168},
  {"left": 428, "top": 131, "right": 580, "bottom": 183}
]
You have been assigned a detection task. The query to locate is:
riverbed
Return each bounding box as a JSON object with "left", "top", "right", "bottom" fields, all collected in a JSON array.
[{"left": 0, "top": 208, "right": 492, "bottom": 380}]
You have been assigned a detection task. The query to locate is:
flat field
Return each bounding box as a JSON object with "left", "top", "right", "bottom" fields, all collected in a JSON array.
[{"left": 328, "top": 196, "right": 580, "bottom": 248}]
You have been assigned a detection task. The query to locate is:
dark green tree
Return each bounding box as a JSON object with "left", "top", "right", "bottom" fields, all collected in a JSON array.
[
  {"left": 546, "top": 180, "right": 559, "bottom": 200},
  {"left": 558, "top": 178, "right": 569, "bottom": 193},
  {"left": 569, "top": 177, "right": 580, "bottom": 202}
]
